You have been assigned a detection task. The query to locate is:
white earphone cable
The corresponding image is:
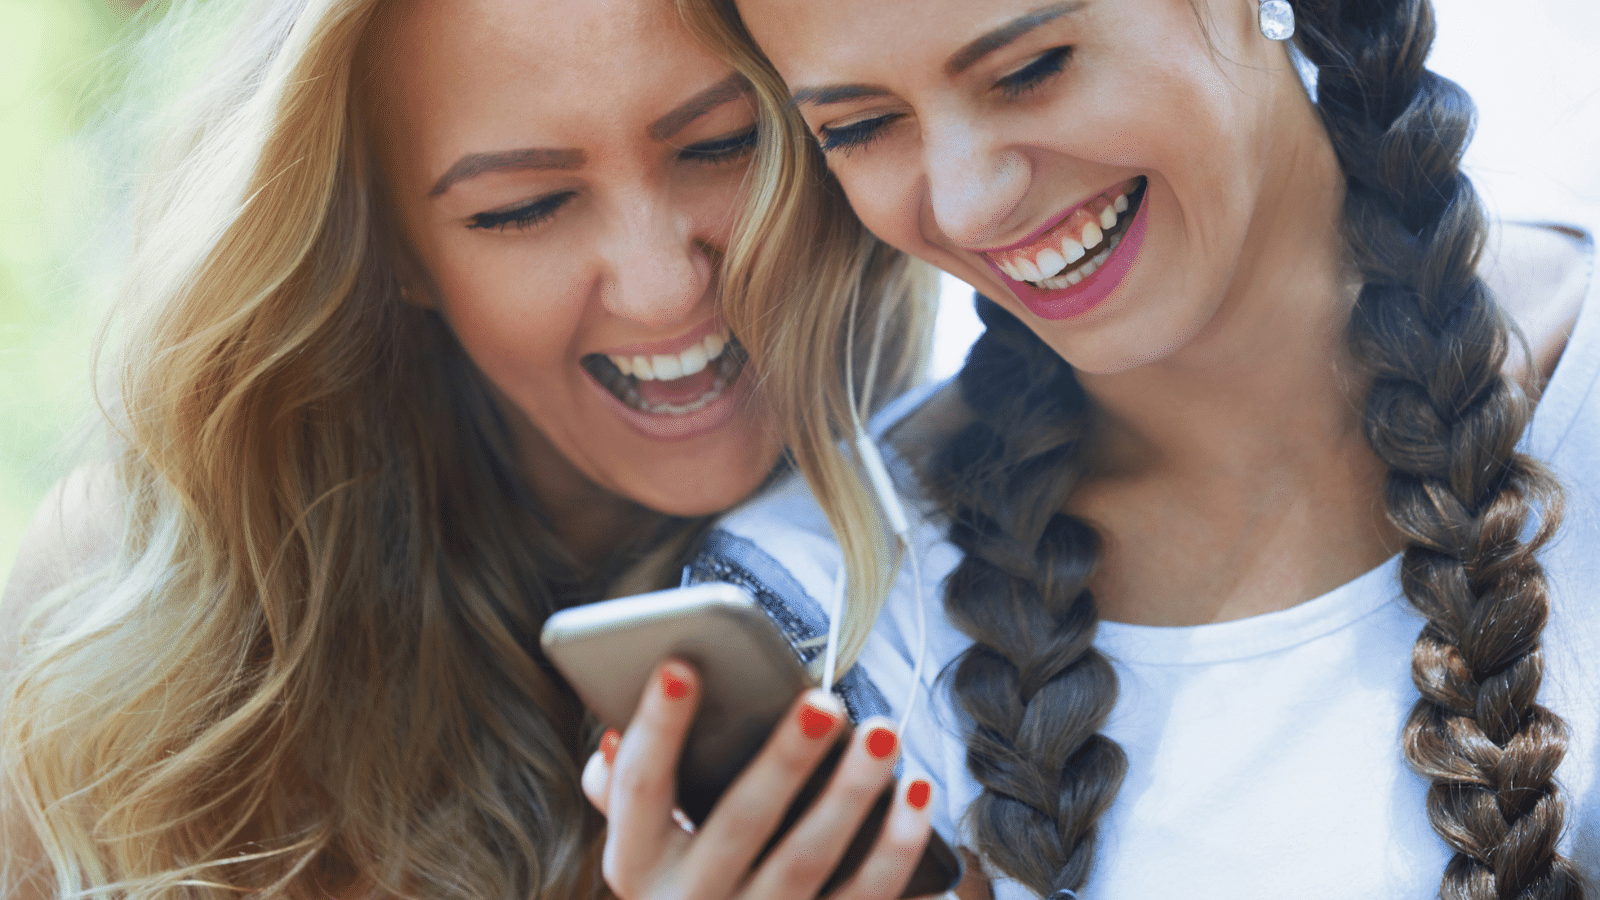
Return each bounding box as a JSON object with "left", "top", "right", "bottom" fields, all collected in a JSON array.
[{"left": 819, "top": 278, "right": 929, "bottom": 737}]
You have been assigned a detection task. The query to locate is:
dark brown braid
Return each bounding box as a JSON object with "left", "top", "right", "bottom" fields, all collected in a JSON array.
[
  {"left": 929, "top": 1, "right": 1581, "bottom": 897},
  {"left": 928, "top": 298, "right": 1124, "bottom": 897},
  {"left": 1297, "top": 0, "right": 1581, "bottom": 895}
]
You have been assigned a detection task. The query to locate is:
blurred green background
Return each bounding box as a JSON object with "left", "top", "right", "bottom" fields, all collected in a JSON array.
[{"left": 0, "top": 0, "right": 137, "bottom": 590}]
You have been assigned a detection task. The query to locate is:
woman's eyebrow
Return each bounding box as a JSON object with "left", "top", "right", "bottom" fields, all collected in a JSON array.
[
  {"left": 791, "top": 84, "right": 895, "bottom": 108},
  {"left": 790, "top": 2, "right": 1085, "bottom": 107},
  {"left": 429, "top": 148, "right": 585, "bottom": 197},
  {"left": 947, "top": 1, "right": 1086, "bottom": 75},
  {"left": 649, "top": 73, "right": 754, "bottom": 141}
]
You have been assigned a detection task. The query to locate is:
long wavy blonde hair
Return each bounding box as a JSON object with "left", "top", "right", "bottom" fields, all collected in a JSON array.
[{"left": 1, "top": 0, "right": 930, "bottom": 897}]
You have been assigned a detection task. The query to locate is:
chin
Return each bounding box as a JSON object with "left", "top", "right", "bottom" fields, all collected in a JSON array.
[
  {"left": 625, "top": 473, "right": 771, "bottom": 519},
  {"left": 616, "top": 439, "right": 783, "bottom": 519}
]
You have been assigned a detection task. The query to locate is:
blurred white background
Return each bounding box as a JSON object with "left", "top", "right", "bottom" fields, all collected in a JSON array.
[{"left": 928, "top": 0, "right": 1600, "bottom": 379}]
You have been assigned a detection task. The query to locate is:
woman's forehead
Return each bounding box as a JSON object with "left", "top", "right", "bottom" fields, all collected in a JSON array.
[
  {"left": 373, "top": 0, "right": 708, "bottom": 85},
  {"left": 364, "top": 0, "right": 739, "bottom": 188},
  {"left": 738, "top": 0, "right": 1089, "bottom": 80}
]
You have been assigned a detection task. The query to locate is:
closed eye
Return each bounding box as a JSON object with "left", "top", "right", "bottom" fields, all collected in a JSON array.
[
  {"left": 996, "top": 46, "right": 1072, "bottom": 100},
  {"left": 679, "top": 127, "right": 758, "bottom": 164},
  {"left": 816, "top": 114, "right": 900, "bottom": 154},
  {"left": 467, "top": 191, "right": 575, "bottom": 232}
]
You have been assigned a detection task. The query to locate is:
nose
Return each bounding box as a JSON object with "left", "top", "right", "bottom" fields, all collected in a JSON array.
[
  {"left": 922, "top": 119, "right": 1029, "bottom": 248},
  {"left": 598, "top": 192, "right": 713, "bottom": 329}
]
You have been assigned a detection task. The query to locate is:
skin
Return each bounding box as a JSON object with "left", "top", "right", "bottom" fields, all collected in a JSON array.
[
  {"left": 584, "top": 662, "right": 940, "bottom": 900},
  {"left": 736, "top": 0, "right": 1418, "bottom": 625},
  {"left": 738, "top": 0, "right": 1587, "bottom": 625},
  {"left": 367, "top": 0, "right": 784, "bottom": 563},
  {"left": 585, "top": 0, "right": 1588, "bottom": 896}
]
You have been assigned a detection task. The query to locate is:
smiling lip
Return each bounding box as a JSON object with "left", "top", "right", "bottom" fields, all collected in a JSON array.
[{"left": 979, "top": 177, "right": 1149, "bottom": 321}]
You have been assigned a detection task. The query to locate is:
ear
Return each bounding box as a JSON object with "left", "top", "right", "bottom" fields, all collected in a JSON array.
[
  {"left": 366, "top": 164, "right": 445, "bottom": 310},
  {"left": 397, "top": 277, "right": 440, "bottom": 310},
  {"left": 383, "top": 228, "right": 445, "bottom": 311}
]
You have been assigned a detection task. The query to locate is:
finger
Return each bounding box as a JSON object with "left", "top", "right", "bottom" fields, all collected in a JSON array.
[
  {"left": 829, "top": 778, "right": 935, "bottom": 900},
  {"left": 581, "top": 729, "right": 621, "bottom": 817},
  {"left": 740, "top": 718, "right": 902, "bottom": 900},
  {"left": 602, "top": 661, "right": 700, "bottom": 898},
  {"left": 678, "top": 688, "right": 848, "bottom": 893}
]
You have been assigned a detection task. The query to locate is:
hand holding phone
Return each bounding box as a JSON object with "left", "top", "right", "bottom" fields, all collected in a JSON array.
[
  {"left": 544, "top": 584, "right": 960, "bottom": 899},
  {"left": 584, "top": 659, "right": 940, "bottom": 900}
]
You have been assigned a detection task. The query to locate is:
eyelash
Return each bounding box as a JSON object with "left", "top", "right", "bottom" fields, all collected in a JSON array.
[
  {"left": 817, "top": 117, "right": 898, "bottom": 154},
  {"left": 815, "top": 46, "right": 1073, "bottom": 155},
  {"left": 996, "top": 46, "right": 1072, "bottom": 100},
  {"left": 679, "top": 127, "right": 759, "bottom": 164},
  {"left": 467, "top": 192, "right": 574, "bottom": 232},
  {"left": 465, "top": 129, "right": 756, "bottom": 233}
]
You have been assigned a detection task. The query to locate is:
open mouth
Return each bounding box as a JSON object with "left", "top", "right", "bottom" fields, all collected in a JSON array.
[
  {"left": 581, "top": 330, "right": 749, "bottom": 417},
  {"left": 984, "top": 176, "right": 1148, "bottom": 291}
]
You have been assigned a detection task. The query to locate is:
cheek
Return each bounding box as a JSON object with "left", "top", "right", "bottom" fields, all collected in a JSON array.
[
  {"left": 686, "top": 168, "right": 751, "bottom": 243},
  {"left": 429, "top": 242, "right": 591, "bottom": 387},
  {"left": 828, "top": 158, "right": 920, "bottom": 248}
]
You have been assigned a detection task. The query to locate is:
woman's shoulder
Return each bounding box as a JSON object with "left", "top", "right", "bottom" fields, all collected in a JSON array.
[
  {"left": 2, "top": 465, "right": 122, "bottom": 670},
  {"left": 1482, "top": 219, "right": 1594, "bottom": 392},
  {"left": 701, "top": 378, "right": 962, "bottom": 583},
  {"left": 699, "top": 470, "right": 847, "bottom": 591}
]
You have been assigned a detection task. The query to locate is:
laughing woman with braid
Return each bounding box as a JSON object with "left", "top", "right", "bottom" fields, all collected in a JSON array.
[{"left": 588, "top": 0, "right": 1600, "bottom": 897}]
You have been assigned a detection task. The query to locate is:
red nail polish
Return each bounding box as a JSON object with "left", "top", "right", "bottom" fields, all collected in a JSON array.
[
  {"left": 600, "top": 729, "right": 620, "bottom": 766},
  {"left": 906, "top": 779, "right": 931, "bottom": 810},
  {"left": 661, "top": 669, "right": 691, "bottom": 700},
  {"left": 866, "top": 726, "right": 897, "bottom": 760},
  {"left": 798, "top": 700, "right": 838, "bottom": 739}
]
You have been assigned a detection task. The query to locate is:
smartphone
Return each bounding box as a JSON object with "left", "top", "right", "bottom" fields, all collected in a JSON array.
[{"left": 541, "top": 582, "right": 961, "bottom": 898}]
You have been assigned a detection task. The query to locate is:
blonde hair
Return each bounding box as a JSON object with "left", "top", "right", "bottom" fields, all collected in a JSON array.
[
  {"left": 2, "top": 0, "right": 699, "bottom": 896},
  {"left": 678, "top": 0, "right": 937, "bottom": 678}
]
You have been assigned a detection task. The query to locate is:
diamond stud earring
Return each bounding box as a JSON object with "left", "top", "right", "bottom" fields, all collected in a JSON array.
[{"left": 1258, "top": 0, "right": 1295, "bottom": 40}]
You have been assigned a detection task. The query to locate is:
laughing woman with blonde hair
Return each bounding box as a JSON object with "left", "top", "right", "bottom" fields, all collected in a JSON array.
[{"left": 0, "top": 0, "right": 937, "bottom": 897}]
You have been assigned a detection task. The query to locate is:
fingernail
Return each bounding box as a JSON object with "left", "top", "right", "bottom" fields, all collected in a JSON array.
[
  {"left": 906, "top": 779, "right": 931, "bottom": 810},
  {"left": 600, "top": 729, "right": 620, "bottom": 766},
  {"left": 865, "top": 726, "right": 897, "bottom": 760},
  {"left": 661, "top": 668, "right": 690, "bottom": 700},
  {"left": 797, "top": 699, "right": 838, "bottom": 739}
]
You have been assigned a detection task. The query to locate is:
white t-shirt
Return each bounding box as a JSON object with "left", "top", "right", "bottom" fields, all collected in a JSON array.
[{"left": 686, "top": 224, "right": 1600, "bottom": 899}]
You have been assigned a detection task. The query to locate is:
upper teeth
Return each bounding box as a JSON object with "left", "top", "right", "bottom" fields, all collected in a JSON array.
[
  {"left": 992, "top": 185, "right": 1135, "bottom": 283},
  {"left": 606, "top": 331, "right": 729, "bottom": 381}
]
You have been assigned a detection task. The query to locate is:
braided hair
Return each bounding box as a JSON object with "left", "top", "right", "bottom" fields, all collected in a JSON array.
[{"left": 928, "top": 1, "right": 1583, "bottom": 897}]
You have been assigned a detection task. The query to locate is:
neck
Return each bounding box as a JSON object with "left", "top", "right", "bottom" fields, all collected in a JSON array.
[{"left": 1065, "top": 89, "right": 1400, "bottom": 625}]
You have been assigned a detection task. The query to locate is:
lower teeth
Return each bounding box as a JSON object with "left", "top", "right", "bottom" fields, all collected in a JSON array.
[
  {"left": 1033, "top": 232, "right": 1123, "bottom": 291},
  {"left": 624, "top": 379, "right": 728, "bottom": 416}
]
